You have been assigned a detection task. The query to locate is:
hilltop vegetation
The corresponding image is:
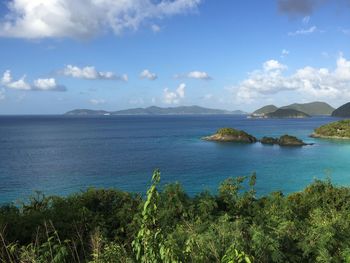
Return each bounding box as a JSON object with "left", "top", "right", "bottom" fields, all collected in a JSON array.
[
  {"left": 2, "top": 170, "right": 350, "bottom": 262},
  {"left": 332, "top": 102, "right": 350, "bottom": 117},
  {"left": 252, "top": 105, "right": 278, "bottom": 115},
  {"left": 280, "top": 102, "right": 334, "bottom": 116},
  {"left": 260, "top": 135, "right": 308, "bottom": 146},
  {"left": 203, "top": 127, "right": 257, "bottom": 143},
  {"left": 251, "top": 101, "right": 335, "bottom": 118},
  {"left": 312, "top": 119, "right": 350, "bottom": 139},
  {"left": 265, "top": 109, "right": 310, "bottom": 118}
]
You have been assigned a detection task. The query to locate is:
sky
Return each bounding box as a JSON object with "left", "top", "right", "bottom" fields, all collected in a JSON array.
[{"left": 0, "top": 0, "right": 350, "bottom": 114}]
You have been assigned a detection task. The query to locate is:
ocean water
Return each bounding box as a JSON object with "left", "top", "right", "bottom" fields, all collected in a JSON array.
[{"left": 0, "top": 115, "right": 349, "bottom": 204}]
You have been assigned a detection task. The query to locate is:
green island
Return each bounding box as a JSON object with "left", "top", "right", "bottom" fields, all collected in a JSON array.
[
  {"left": 1, "top": 170, "right": 350, "bottom": 262},
  {"left": 202, "top": 127, "right": 257, "bottom": 143},
  {"left": 311, "top": 119, "right": 350, "bottom": 139},
  {"left": 203, "top": 128, "right": 309, "bottom": 146},
  {"left": 260, "top": 135, "right": 310, "bottom": 146},
  {"left": 265, "top": 109, "right": 310, "bottom": 119},
  {"left": 250, "top": 101, "right": 334, "bottom": 118}
]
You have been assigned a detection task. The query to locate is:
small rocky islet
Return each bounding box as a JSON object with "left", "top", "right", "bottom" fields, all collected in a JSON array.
[
  {"left": 261, "top": 135, "right": 311, "bottom": 146},
  {"left": 203, "top": 127, "right": 310, "bottom": 146}
]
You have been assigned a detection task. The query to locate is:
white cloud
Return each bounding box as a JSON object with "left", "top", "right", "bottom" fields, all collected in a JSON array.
[
  {"left": 187, "top": 71, "right": 211, "bottom": 80},
  {"left": 175, "top": 71, "right": 211, "bottom": 80},
  {"left": 89, "top": 99, "right": 106, "bottom": 105},
  {"left": 140, "top": 69, "right": 157, "bottom": 80},
  {"left": 33, "top": 78, "right": 65, "bottom": 91},
  {"left": 1, "top": 71, "right": 31, "bottom": 90},
  {"left": 234, "top": 54, "right": 350, "bottom": 102},
  {"left": 335, "top": 54, "right": 350, "bottom": 80},
  {"left": 63, "top": 65, "right": 127, "bottom": 81},
  {"left": 0, "top": 0, "right": 201, "bottom": 39},
  {"left": 2, "top": 70, "right": 12, "bottom": 84},
  {"left": 263, "top": 60, "right": 287, "bottom": 71},
  {"left": 1, "top": 70, "right": 65, "bottom": 91},
  {"left": 288, "top": 26, "right": 319, "bottom": 36},
  {"left": 163, "top": 83, "right": 186, "bottom": 104}
]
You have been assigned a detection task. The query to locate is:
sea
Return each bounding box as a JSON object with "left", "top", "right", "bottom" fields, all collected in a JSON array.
[{"left": 0, "top": 115, "right": 349, "bottom": 204}]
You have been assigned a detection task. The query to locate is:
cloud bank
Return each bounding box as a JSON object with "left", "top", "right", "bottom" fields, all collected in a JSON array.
[
  {"left": 235, "top": 54, "right": 350, "bottom": 103},
  {"left": 0, "top": 0, "right": 201, "bottom": 39}
]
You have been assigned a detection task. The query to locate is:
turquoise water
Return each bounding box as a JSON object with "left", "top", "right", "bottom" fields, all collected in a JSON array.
[{"left": 0, "top": 115, "right": 349, "bottom": 204}]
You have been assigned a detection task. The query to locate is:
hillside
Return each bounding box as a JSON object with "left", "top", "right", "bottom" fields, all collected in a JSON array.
[
  {"left": 312, "top": 119, "right": 350, "bottom": 139},
  {"left": 332, "top": 102, "right": 350, "bottom": 117},
  {"left": 252, "top": 105, "right": 278, "bottom": 115},
  {"left": 65, "top": 106, "right": 246, "bottom": 116},
  {"left": 266, "top": 108, "right": 310, "bottom": 118},
  {"left": 281, "top": 102, "right": 334, "bottom": 116}
]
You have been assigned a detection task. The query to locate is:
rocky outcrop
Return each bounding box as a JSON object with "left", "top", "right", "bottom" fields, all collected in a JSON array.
[
  {"left": 260, "top": 135, "right": 311, "bottom": 146},
  {"left": 202, "top": 128, "right": 257, "bottom": 143}
]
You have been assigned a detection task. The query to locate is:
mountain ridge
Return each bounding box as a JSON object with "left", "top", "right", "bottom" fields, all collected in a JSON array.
[
  {"left": 64, "top": 105, "right": 247, "bottom": 116},
  {"left": 252, "top": 101, "right": 334, "bottom": 117}
]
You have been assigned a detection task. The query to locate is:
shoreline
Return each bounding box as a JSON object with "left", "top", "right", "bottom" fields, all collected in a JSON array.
[{"left": 310, "top": 133, "right": 350, "bottom": 140}]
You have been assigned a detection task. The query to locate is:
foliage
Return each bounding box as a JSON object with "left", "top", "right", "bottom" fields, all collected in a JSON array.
[
  {"left": 215, "top": 128, "right": 257, "bottom": 143},
  {"left": 314, "top": 119, "right": 350, "bottom": 138},
  {"left": 217, "top": 128, "right": 244, "bottom": 136},
  {"left": 2, "top": 170, "right": 350, "bottom": 262}
]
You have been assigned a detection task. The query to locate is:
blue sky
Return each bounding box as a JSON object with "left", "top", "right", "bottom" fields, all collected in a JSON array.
[{"left": 0, "top": 0, "right": 350, "bottom": 114}]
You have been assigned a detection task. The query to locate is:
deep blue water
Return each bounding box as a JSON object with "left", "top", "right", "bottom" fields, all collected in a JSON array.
[{"left": 1, "top": 115, "right": 349, "bottom": 204}]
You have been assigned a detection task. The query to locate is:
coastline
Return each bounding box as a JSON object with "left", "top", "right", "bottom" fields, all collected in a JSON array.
[{"left": 310, "top": 133, "right": 350, "bottom": 140}]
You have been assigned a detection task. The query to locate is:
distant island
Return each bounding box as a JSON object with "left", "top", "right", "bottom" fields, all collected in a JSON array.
[
  {"left": 251, "top": 101, "right": 334, "bottom": 118},
  {"left": 311, "top": 120, "right": 350, "bottom": 139},
  {"left": 64, "top": 106, "right": 247, "bottom": 116},
  {"left": 332, "top": 102, "right": 350, "bottom": 117},
  {"left": 203, "top": 127, "right": 309, "bottom": 146},
  {"left": 265, "top": 109, "right": 310, "bottom": 119}
]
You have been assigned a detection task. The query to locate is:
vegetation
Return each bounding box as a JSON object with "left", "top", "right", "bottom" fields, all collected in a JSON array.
[
  {"left": 280, "top": 102, "right": 334, "bottom": 116},
  {"left": 203, "top": 128, "right": 257, "bottom": 143},
  {"left": 313, "top": 119, "right": 350, "bottom": 139},
  {"left": 259, "top": 136, "right": 278, "bottom": 145},
  {"left": 265, "top": 109, "right": 310, "bottom": 119},
  {"left": 251, "top": 102, "right": 334, "bottom": 117},
  {"left": 252, "top": 105, "right": 278, "bottom": 115},
  {"left": 332, "top": 102, "right": 350, "bottom": 117},
  {"left": 278, "top": 135, "right": 306, "bottom": 146},
  {"left": 2, "top": 170, "right": 350, "bottom": 262}
]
